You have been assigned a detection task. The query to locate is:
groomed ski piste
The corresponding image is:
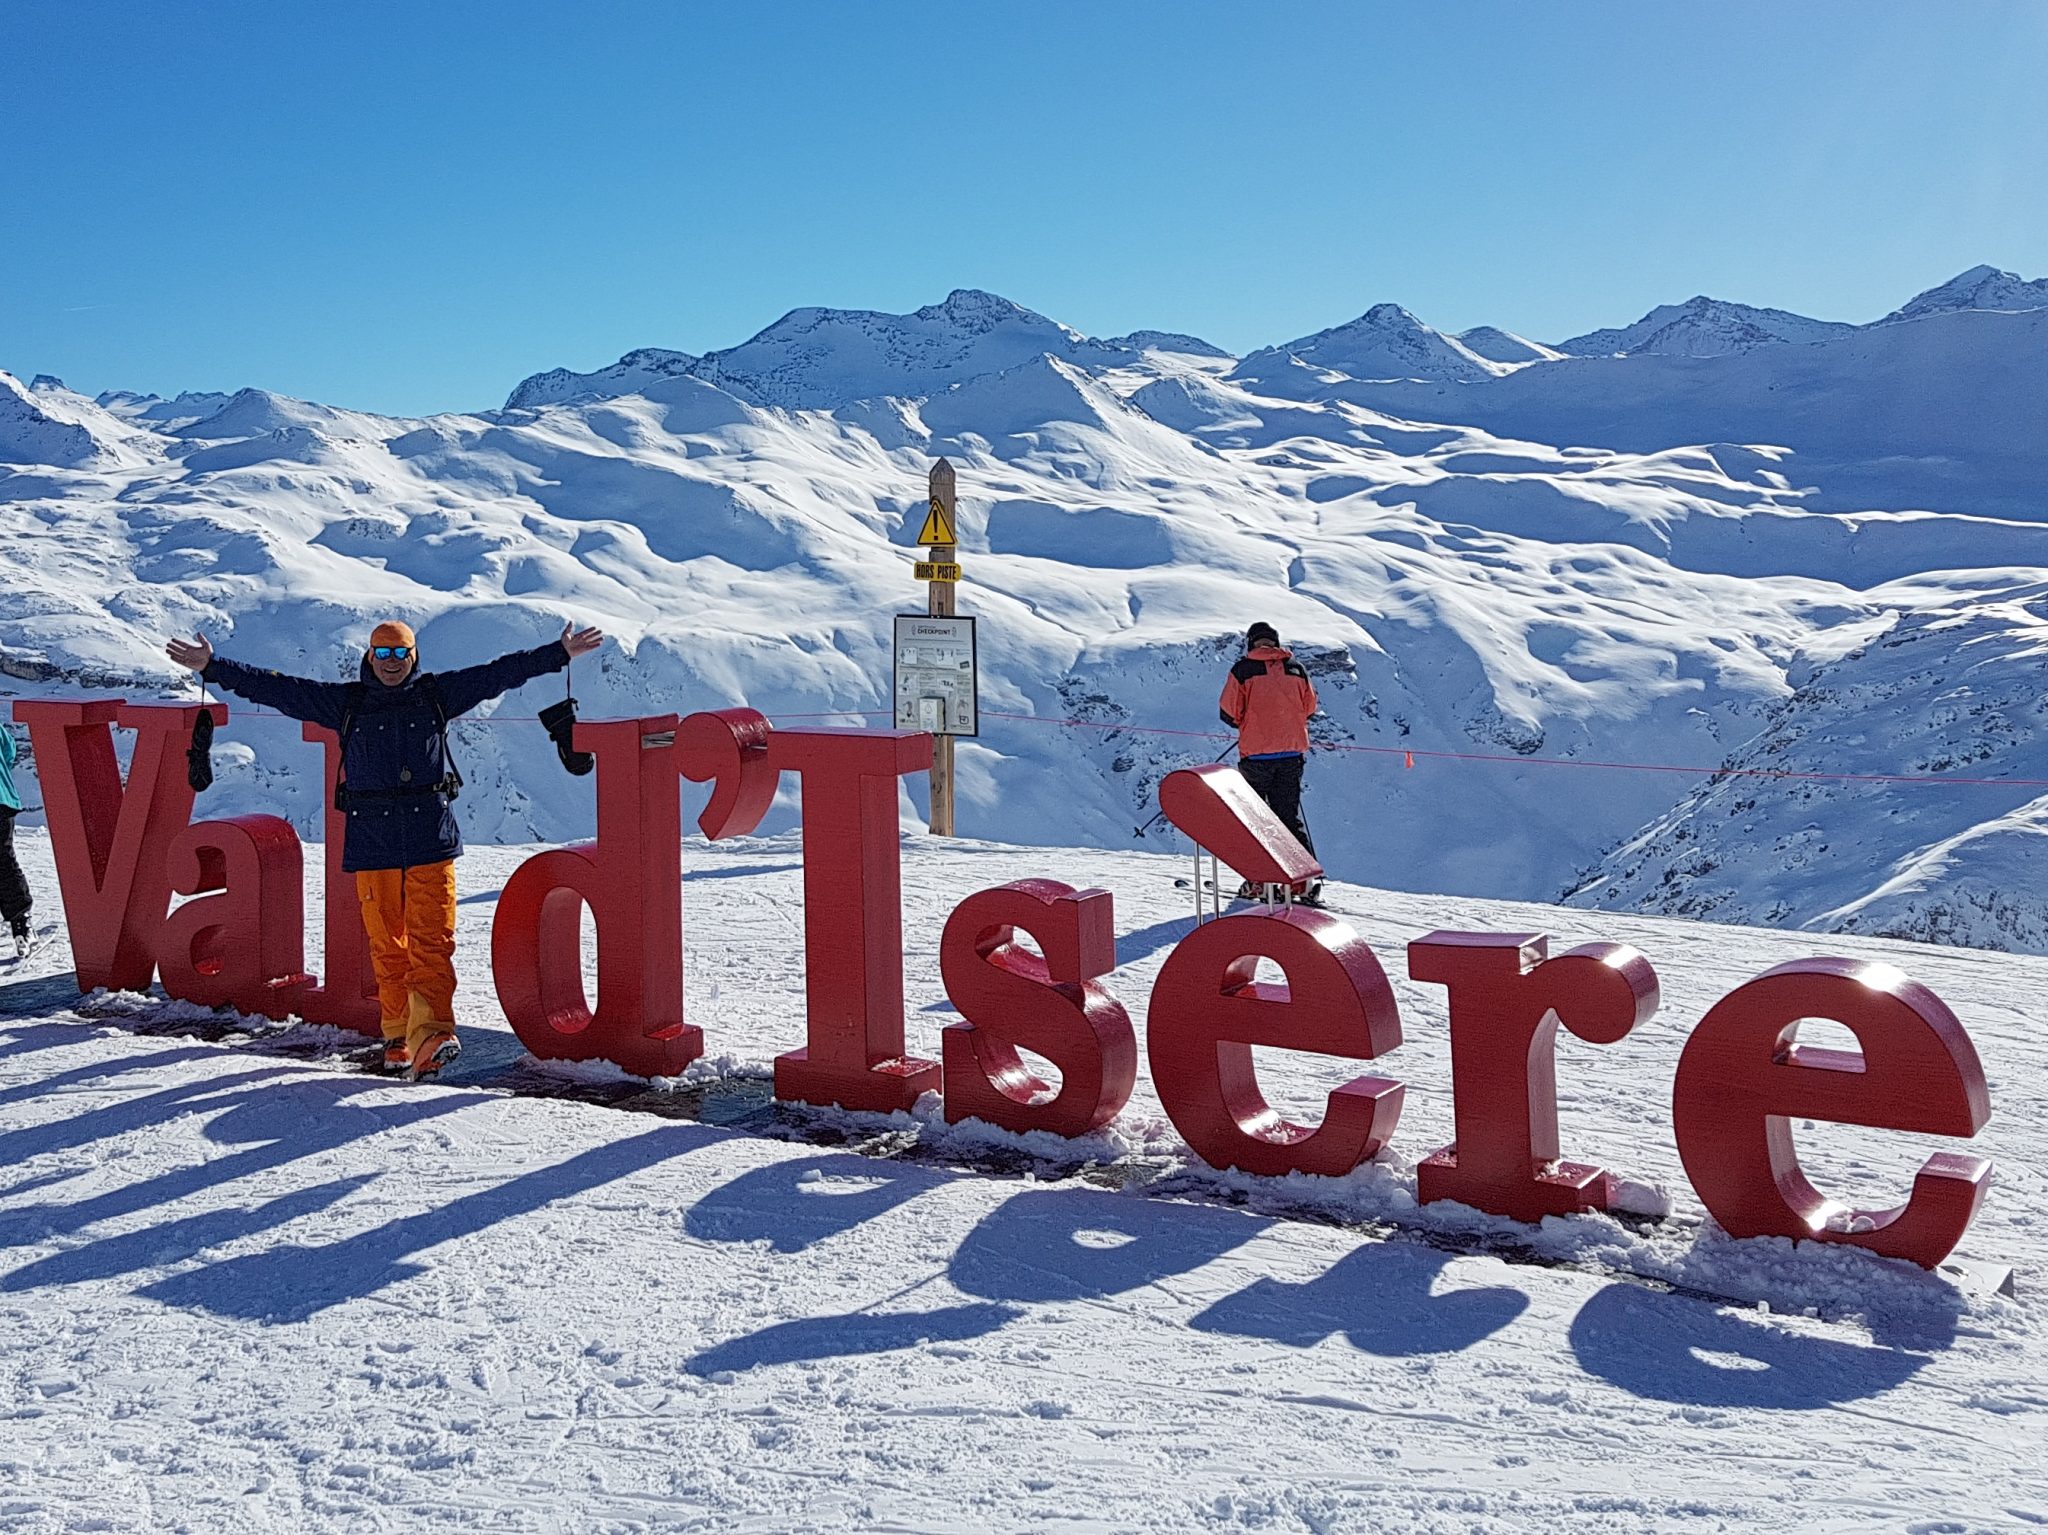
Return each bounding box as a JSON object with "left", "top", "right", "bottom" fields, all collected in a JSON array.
[{"left": 0, "top": 824, "right": 2039, "bottom": 1534}]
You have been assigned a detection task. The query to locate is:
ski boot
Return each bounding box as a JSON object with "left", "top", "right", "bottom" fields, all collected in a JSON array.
[
  {"left": 408, "top": 1032, "right": 462, "bottom": 1082},
  {"left": 380, "top": 1039, "right": 414, "bottom": 1075}
]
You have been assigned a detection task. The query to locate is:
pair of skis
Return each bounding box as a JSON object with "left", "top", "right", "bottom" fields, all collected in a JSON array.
[{"left": 1173, "top": 876, "right": 1333, "bottom": 912}]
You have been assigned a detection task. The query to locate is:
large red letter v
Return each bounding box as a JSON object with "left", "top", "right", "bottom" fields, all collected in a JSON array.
[{"left": 12, "top": 700, "right": 223, "bottom": 993}]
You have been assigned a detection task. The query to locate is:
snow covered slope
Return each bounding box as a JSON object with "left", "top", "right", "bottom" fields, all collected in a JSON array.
[
  {"left": 1455, "top": 325, "right": 1564, "bottom": 365},
  {"left": 6, "top": 272, "right": 2048, "bottom": 951},
  {"left": 0, "top": 831, "right": 2039, "bottom": 1534},
  {"left": 1566, "top": 586, "right": 2048, "bottom": 947}
]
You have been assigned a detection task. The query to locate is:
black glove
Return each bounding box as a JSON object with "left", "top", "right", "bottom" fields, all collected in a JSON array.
[
  {"left": 187, "top": 708, "right": 215, "bottom": 793},
  {"left": 538, "top": 697, "right": 594, "bottom": 776}
]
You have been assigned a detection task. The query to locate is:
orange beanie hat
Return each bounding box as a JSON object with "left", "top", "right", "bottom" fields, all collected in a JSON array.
[{"left": 369, "top": 620, "right": 416, "bottom": 651}]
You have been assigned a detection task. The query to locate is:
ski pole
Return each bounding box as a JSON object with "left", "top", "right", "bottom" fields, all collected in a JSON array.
[{"left": 1131, "top": 741, "right": 1237, "bottom": 839}]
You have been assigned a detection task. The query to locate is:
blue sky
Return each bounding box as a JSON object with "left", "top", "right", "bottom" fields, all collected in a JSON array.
[{"left": 4, "top": 1, "right": 2044, "bottom": 415}]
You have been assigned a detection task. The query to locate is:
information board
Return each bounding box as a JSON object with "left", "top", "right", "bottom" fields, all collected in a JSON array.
[{"left": 893, "top": 614, "right": 978, "bottom": 737}]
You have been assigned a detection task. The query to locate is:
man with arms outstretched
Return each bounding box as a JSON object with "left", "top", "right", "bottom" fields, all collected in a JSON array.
[{"left": 167, "top": 619, "right": 603, "bottom": 1078}]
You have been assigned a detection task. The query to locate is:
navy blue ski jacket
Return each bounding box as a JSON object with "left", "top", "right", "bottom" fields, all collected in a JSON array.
[{"left": 204, "top": 641, "right": 568, "bottom": 872}]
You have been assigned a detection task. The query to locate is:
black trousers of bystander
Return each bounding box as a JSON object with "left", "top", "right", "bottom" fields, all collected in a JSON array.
[
  {"left": 0, "top": 809, "right": 31, "bottom": 930},
  {"left": 1237, "top": 753, "right": 1316, "bottom": 858}
]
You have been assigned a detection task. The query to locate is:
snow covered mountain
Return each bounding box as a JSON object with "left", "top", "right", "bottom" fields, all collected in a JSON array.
[
  {"left": 1231, "top": 303, "right": 1504, "bottom": 385},
  {"left": 97, "top": 388, "right": 241, "bottom": 431},
  {"left": 0, "top": 372, "right": 105, "bottom": 467},
  {"left": 1099, "top": 328, "right": 1229, "bottom": 358},
  {"left": 1558, "top": 295, "right": 1856, "bottom": 356},
  {"left": 1, "top": 373, "right": 162, "bottom": 469},
  {"left": 1880, "top": 262, "right": 2048, "bottom": 323},
  {"left": 1564, "top": 589, "right": 2048, "bottom": 948},
  {"left": 7, "top": 272, "right": 2048, "bottom": 951},
  {"left": 504, "top": 348, "right": 700, "bottom": 410},
  {"left": 506, "top": 290, "right": 1162, "bottom": 414}
]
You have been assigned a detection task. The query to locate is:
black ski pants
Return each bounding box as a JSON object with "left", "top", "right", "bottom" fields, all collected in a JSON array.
[
  {"left": 1238, "top": 753, "right": 1315, "bottom": 857},
  {"left": 0, "top": 810, "right": 29, "bottom": 929}
]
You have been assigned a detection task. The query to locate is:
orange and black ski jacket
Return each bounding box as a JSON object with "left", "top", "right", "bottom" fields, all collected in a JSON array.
[{"left": 1218, "top": 644, "right": 1318, "bottom": 757}]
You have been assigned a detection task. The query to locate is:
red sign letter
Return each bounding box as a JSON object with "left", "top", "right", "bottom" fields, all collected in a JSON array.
[
  {"left": 1159, "top": 765, "right": 1321, "bottom": 889},
  {"left": 492, "top": 714, "right": 700, "bottom": 1078},
  {"left": 288, "top": 722, "right": 380, "bottom": 1035},
  {"left": 1672, "top": 957, "right": 1991, "bottom": 1268},
  {"left": 940, "top": 879, "right": 1135, "bottom": 1137},
  {"left": 766, "top": 728, "right": 940, "bottom": 1113},
  {"left": 158, "top": 815, "right": 312, "bottom": 1019},
  {"left": 1149, "top": 910, "right": 1403, "bottom": 1177},
  {"left": 13, "top": 700, "right": 221, "bottom": 993},
  {"left": 1408, "top": 931, "right": 1659, "bottom": 1223}
]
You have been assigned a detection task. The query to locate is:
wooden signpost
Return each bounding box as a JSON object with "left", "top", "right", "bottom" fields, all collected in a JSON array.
[{"left": 924, "top": 459, "right": 959, "bottom": 836}]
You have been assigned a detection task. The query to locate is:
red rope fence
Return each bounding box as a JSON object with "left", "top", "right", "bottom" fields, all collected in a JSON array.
[{"left": 168, "top": 702, "right": 2048, "bottom": 792}]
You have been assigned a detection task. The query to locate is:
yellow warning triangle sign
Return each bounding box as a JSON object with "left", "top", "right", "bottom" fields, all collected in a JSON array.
[{"left": 916, "top": 497, "right": 957, "bottom": 547}]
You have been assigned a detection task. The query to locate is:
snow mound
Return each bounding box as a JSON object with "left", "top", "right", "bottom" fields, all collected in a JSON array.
[
  {"left": 180, "top": 425, "right": 359, "bottom": 474},
  {"left": 1455, "top": 325, "right": 1564, "bottom": 365},
  {"left": 1101, "top": 328, "right": 1231, "bottom": 358},
  {"left": 174, "top": 388, "right": 406, "bottom": 443}
]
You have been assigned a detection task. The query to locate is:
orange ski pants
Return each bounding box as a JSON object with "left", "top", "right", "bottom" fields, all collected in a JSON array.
[{"left": 355, "top": 861, "right": 459, "bottom": 1052}]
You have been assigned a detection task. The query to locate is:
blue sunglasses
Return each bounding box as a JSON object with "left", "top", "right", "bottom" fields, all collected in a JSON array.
[{"left": 372, "top": 645, "right": 413, "bottom": 660}]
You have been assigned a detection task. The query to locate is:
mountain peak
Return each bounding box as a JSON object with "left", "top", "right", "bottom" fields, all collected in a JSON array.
[
  {"left": 1883, "top": 265, "right": 2048, "bottom": 325},
  {"left": 0, "top": 369, "right": 110, "bottom": 467},
  {"left": 1102, "top": 328, "right": 1230, "bottom": 359},
  {"left": 1234, "top": 303, "right": 1499, "bottom": 385},
  {"left": 1559, "top": 296, "right": 1852, "bottom": 357},
  {"left": 917, "top": 288, "right": 1050, "bottom": 333}
]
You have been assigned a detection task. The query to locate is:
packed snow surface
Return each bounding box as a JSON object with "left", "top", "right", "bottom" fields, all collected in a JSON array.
[
  {"left": 8, "top": 266, "right": 2048, "bottom": 953},
  {"left": 0, "top": 827, "right": 2040, "bottom": 1532}
]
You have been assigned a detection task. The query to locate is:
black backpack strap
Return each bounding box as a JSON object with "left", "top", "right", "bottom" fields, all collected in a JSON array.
[{"left": 419, "top": 675, "right": 463, "bottom": 800}]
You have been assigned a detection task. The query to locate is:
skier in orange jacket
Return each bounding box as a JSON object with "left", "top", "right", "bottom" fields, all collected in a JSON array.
[{"left": 1218, "top": 621, "right": 1321, "bottom": 901}]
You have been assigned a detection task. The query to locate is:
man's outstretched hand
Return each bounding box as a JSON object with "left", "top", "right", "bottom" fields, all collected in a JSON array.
[
  {"left": 166, "top": 633, "right": 213, "bottom": 672},
  {"left": 561, "top": 623, "right": 605, "bottom": 660}
]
